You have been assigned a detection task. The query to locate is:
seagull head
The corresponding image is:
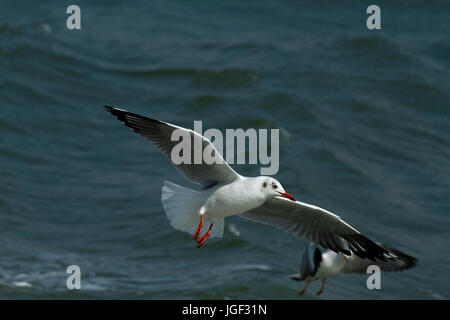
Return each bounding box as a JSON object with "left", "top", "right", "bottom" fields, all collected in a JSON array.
[{"left": 258, "top": 177, "right": 296, "bottom": 202}]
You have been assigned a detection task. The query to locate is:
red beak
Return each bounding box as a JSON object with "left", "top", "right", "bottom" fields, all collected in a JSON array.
[{"left": 279, "top": 192, "right": 296, "bottom": 202}]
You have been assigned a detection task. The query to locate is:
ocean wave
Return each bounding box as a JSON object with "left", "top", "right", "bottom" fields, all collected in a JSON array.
[{"left": 110, "top": 67, "right": 260, "bottom": 87}]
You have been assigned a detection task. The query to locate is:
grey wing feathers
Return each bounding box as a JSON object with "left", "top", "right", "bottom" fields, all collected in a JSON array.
[
  {"left": 105, "top": 106, "right": 240, "bottom": 188},
  {"left": 342, "top": 245, "right": 417, "bottom": 274},
  {"left": 241, "top": 197, "right": 389, "bottom": 260}
]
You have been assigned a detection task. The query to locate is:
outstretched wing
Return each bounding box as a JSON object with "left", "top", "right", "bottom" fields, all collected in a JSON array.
[
  {"left": 342, "top": 245, "right": 417, "bottom": 273},
  {"left": 105, "top": 106, "right": 240, "bottom": 188},
  {"left": 241, "top": 196, "right": 389, "bottom": 260}
]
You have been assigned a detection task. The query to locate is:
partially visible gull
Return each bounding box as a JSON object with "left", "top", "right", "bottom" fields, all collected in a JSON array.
[{"left": 290, "top": 242, "right": 417, "bottom": 296}]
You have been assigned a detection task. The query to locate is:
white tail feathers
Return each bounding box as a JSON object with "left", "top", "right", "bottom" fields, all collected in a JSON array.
[{"left": 161, "top": 180, "right": 224, "bottom": 239}]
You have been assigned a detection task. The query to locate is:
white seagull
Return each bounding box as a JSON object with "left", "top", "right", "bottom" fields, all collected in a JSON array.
[
  {"left": 105, "top": 106, "right": 389, "bottom": 259},
  {"left": 290, "top": 242, "right": 417, "bottom": 296}
]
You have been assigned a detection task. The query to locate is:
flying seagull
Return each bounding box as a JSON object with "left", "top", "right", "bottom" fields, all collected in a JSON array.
[
  {"left": 290, "top": 242, "right": 417, "bottom": 296},
  {"left": 104, "top": 105, "right": 389, "bottom": 259}
]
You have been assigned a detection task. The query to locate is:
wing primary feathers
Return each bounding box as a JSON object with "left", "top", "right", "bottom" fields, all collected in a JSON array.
[{"left": 104, "top": 105, "right": 240, "bottom": 188}]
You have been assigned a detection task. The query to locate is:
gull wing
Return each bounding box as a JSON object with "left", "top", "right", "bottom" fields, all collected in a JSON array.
[
  {"left": 342, "top": 245, "right": 417, "bottom": 273},
  {"left": 105, "top": 106, "right": 240, "bottom": 188},
  {"left": 241, "top": 196, "right": 390, "bottom": 260}
]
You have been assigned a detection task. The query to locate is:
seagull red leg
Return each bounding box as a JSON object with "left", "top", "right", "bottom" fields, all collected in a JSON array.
[
  {"left": 193, "top": 213, "right": 204, "bottom": 241},
  {"left": 299, "top": 277, "right": 311, "bottom": 295},
  {"left": 196, "top": 223, "right": 213, "bottom": 248},
  {"left": 316, "top": 278, "right": 326, "bottom": 296}
]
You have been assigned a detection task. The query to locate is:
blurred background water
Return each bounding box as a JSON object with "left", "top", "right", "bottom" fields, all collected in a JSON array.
[{"left": 0, "top": 0, "right": 449, "bottom": 299}]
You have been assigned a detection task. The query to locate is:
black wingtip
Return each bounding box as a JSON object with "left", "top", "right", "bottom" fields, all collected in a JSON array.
[
  {"left": 383, "top": 245, "right": 418, "bottom": 271},
  {"left": 104, "top": 105, "right": 121, "bottom": 115},
  {"left": 342, "top": 232, "right": 390, "bottom": 261},
  {"left": 104, "top": 105, "right": 131, "bottom": 123},
  {"left": 103, "top": 105, "right": 166, "bottom": 129},
  {"left": 407, "top": 256, "right": 418, "bottom": 269}
]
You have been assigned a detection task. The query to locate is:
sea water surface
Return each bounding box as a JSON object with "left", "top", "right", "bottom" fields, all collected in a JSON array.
[{"left": 0, "top": 1, "right": 449, "bottom": 299}]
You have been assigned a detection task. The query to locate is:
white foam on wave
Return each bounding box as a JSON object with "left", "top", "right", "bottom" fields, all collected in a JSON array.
[{"left": 13, "top": 281, "right": 32, "bottom": 288}]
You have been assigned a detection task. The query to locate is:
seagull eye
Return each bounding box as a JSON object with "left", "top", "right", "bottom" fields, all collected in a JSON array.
[
  {"left": 262, "top": 182, "right": 267, "bottom": 188},
  {"left": 272, "top": 184, "right": 277, "bottom": 189}
]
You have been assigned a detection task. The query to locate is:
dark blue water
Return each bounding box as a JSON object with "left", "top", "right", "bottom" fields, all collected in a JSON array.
[{"left": 1, "top": 0, "right": 449, "bottom": 299}]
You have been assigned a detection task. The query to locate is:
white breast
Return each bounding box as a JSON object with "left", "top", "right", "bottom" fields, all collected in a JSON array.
[{"left": 202, "top": 177, "right": 266, "bottom": 218}]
